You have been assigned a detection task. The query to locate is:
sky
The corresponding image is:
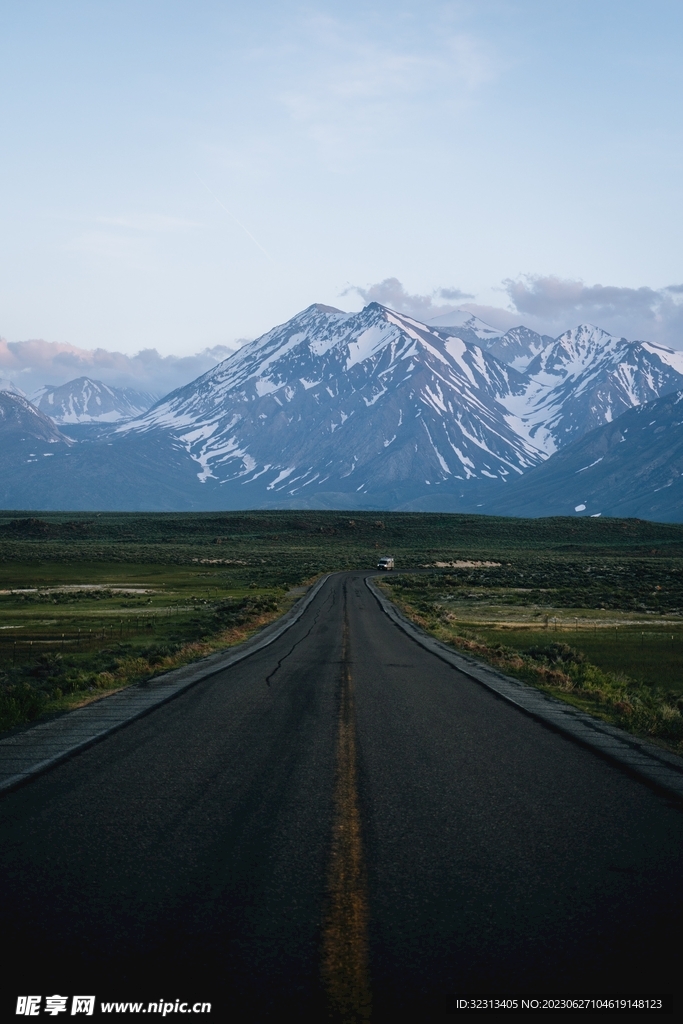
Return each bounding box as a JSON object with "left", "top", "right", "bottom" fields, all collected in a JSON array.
[{"left": 2, "top": 0, "right": 683, "bottom": 394}]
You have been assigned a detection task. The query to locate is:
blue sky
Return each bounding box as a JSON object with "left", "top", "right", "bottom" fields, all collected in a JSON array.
[{"left": 2, "top": 0, "right": 683, "bottom": 383}]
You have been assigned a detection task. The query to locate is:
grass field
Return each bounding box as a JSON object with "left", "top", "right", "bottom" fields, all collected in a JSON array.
[
  {"left": 2, "top": 509, "right": 683, "bottom": 744},
  {"left": 0, "top": 560, "right": 288, "bottom": 731},
  {"left": 380, "top": 572, "right": 683, "bottom": 753},
  {"left": 451, "top": 619, "right": 683, "bottom": 695}
]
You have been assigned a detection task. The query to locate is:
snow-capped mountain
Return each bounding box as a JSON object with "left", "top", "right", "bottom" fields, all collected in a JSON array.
[
  {"left": 483, "top": 390, "right": 683, "bottom": 522},
  {"left": 4, "top": 302, "right": 683, "bottom": 518},
  {"left": 412, "top": 318, "right": 683, "bottom": 456},
  {"left": 32, "top": 377, "right": 157, "bottom": 423},
  {"left": 499, "top": 325, "right": 683, "bottom": 454},
  {"left": 425, "top": 316, "right": 553, "bottom": 372},
  {"left": 0, "top": 391, "right": 67, "bottom": 444},
  {"left": 0, "top": 388, "right": 199, "bottom": 512},
  {"left": 119, "top": 303, "right": 544, "bottom": 504},
  {"left": 485, "top": 326, "right": 555, "bottom": 372},
  {"left": 0, "top": 391, "right": 74, "bottom": 509},
  {"left": 426, "top": 309, "right": 504, "bottom": 347}
]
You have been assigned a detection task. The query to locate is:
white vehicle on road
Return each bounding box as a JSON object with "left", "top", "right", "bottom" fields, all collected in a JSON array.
[{"left": 377, "top": 556, "right": 395, "bottom": 570}]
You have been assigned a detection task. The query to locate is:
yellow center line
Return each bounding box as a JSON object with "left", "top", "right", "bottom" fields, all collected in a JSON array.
[{"left": 322, "top": 590, "right": 372, "bottom": 1023}]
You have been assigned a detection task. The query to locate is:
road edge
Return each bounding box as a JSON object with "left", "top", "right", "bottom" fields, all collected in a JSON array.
[
  {"left": 366, "top": 575, "right": 683, "bottom": 802},
  {"left": 0, "top": 574, "right": 332, "bottom": 796}
]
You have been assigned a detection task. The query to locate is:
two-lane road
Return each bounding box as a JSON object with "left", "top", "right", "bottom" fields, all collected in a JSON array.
[{"left": 1, "top": 573, "right": 682, "bottom": 1019}]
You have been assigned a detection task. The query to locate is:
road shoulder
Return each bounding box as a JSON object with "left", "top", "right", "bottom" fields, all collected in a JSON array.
[
  {"left": 366, "top": 575, "right": 683, "bottom": 802},
  {"left": 0, "top": 575, "right": 331, "bottom": 795}
]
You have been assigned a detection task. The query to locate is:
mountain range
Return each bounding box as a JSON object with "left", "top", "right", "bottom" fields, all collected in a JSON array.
[
  {"left": 118, "top": 303, "right": 544, "bottom": 506},
  {"left": 1, "top": 302, "right": 683, "bottom": 519}
]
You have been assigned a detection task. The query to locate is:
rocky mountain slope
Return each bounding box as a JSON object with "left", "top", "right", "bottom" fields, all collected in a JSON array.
[
  {"left": 484, "top": 326, "right": 554, "bottom": 372},
  {"left": 0, "top": 392, "right": 73, "bottom": 508},
  {"left": 481, "top": 390, "right": 683, "bottom": 522},
  {"left": 0, "top": 388, "right": 210, "bottom": 512},
  {"left": 119, "top": 303, "right": 545, "bottom": 508},
  {"left": 501, "top": 325, "right": 683, "bottom": 453},
  {"left": 0, "top": 390, "right": 69, "bottom": 446}
]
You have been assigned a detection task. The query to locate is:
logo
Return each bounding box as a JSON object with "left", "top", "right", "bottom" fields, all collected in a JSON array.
[{"left": 16, "top": 997, "right": 95, "bottom": 1016}]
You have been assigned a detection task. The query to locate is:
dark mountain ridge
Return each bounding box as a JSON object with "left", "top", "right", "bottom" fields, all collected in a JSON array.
[{"left": 481, "top": 390, "right": 683, "bottom": 522}]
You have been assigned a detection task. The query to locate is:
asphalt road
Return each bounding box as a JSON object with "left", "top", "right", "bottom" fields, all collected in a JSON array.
[{"left": 1, "top": 573, "right": 682, "bottom": 1020}]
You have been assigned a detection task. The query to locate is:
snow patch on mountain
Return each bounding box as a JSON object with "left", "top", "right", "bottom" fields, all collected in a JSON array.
[
  {"left": 33, "top": 377, "right": 157, "bottom": 423},
  {"left": 486, "top": 326, "right": 555, "bottom": 371},
  {"left": 120, "top": 302, "right": 544, "bottom": 497},
  {"left": 12, "top": 301, "right": 683, "bottom": 513},
  {"left": 495, "top": 325, "right": 683, "bottom": 453},
  {"left": 640, "top": 341, "right": 683, "bottom": 374}
]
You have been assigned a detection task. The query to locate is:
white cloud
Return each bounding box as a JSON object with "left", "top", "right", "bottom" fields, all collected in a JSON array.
[
  {"left": 502, "top": 275, "right": 683, "bottom": 345},
  {"left": 345, "top": 274, "right": 683, "bottom": 346},
  {"left": 344, "top": 277, "right": 473, "bottom": 320},
  {"left": 0, "top": 337, "right": 238, "bottom": 401}
]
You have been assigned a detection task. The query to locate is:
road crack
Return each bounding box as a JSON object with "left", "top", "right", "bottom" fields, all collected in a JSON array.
[{"left": 264, "top": 590, "right": 331, "bottom": 686}]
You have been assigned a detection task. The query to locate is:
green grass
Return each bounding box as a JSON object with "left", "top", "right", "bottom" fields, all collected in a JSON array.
[
  {"left": 380, "top": 573, "right": 683, "bottom": 753},
  {"left": 3, "top": 509, "right": 683, "bottom": 568},
  {"left": 0, "top": 561, "right": 289, "bottom": 731},
  {"left": 452, "top": 621, "right": 683, "bottom": 695},
  {"left": 3, "top": 509, "right": 683, "bottom": 740}
]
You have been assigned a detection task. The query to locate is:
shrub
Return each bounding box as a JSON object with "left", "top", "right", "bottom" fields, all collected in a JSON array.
[{"left": 0, "top": 683, "right": 48, "bottom": 731}]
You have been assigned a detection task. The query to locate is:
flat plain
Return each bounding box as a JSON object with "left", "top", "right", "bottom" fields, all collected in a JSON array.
[{"left": 2, "top": 510, "right": 683, "bottom": 748}]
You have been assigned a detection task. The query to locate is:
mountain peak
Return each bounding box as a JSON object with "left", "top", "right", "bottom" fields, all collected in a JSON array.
[
  {"left": 557, "top": 323, "right": 622, "bottom": 345},
  {"left": 0, "top": 377, "right": 26, "bottom": 398},
  {"left": 33, "top": 376, "right": 156, "bottom": 424},
  {"left": 526, "top": 323, "right": 624, "bottom": 382},
  {"left": 122, "top": 299, "right": 541, "bottom": 501},
  {"left": 310, "top": 303, "right": 345, "bottom": 314},
  {"left": 0, "top": 390, "right": 69, "bottom": 443},
  {"left": 425, "top": 308, "right": 503, "bottom": 345},
  {"left": 486, "top": 326, "right": 554, "bottom": 372}
]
